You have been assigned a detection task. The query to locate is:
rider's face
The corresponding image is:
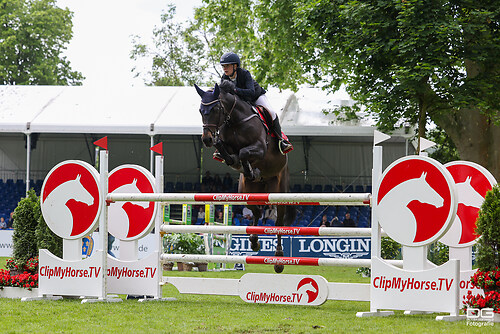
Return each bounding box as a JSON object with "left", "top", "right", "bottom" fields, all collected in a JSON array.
[{"left": 222, "top": 64, "right": 236, "bottom": 77}]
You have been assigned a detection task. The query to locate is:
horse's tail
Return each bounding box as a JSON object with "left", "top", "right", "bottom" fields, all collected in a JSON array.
[{"left": 284, "top": 205, "right": 297, "bottom": 227}]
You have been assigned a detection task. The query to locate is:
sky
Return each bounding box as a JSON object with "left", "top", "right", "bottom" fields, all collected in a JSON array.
[{"left": 55, "top": 0, "right": 199, "bottom": 87}]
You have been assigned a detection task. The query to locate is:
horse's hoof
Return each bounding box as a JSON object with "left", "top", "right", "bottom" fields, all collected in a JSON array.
[
  {"left": 249, "top": 234, "right": 260, "bottom": 251},
  {"left": 275, "top": 249, "right": 284, "bottom": 257},
  {"left": 274, "top": 265, "right": 284, "bottom": 273}
]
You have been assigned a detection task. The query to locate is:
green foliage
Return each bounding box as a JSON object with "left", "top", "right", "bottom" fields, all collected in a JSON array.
[
  {"left": 184, "top": 0, "right": 500, "bottom": 173},
  {"left": 35, "top": 212, "right": 62, "bottom": 258},
  {"left": 163, "top": 233, "right": 205, "bottom": 255},
  {"left": 0, "top": 0, "right": 83, "bottom": 85},
  {"left": 427, "top": 126, "right": 460, "bottom": 164},
  {"left": 130, "top": 4, "right": 213, "bottom": 86},
  {"left": 475, "top": 184, "right": 500, "bottom": 270},
  {"left": 427, "top": 242, "right": 449, "bottom": 266},
  {"left": 357, "top": 237, "right": 401, "bottom": 277},
  {"left": 12, "top": 189, "right": 63, "bottom": 266},
  {"left": 381, "top": 237, "right": 402, "bottom": 260},
  {"left": 11, "top": 189, "right": 40, "bottom": 266}
]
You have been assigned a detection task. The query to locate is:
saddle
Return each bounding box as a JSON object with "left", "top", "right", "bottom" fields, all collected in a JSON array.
[{"left": 252, "top": 105, "right": 291, "bottom": 143}]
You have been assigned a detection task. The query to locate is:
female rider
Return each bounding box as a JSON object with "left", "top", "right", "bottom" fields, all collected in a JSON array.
[{"left": 218, "top": 52, "right": 293, "bottom": 156}]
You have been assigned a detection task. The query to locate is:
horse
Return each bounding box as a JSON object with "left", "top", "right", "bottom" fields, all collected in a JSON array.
[
  {"left": 195, "top": 81, "right": 296, "bottom": 273},
  {"left": 377, "top": 172, "right": 444, "bottom": 245}
]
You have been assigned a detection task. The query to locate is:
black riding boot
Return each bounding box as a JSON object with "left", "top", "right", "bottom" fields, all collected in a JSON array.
[{"left": 272, "top": 117, "right": 293, "bottom": 154}]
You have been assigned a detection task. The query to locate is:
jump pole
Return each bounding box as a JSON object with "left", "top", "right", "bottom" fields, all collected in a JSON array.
[
  {"left": 107, "top": 192, "right": 371, "bottom": 206},
  {"left": 160, "top": 254, "right": 402, "bottom": 268},
  {"left": 159, "top": 225, "right": 387, "bottom": 237}
]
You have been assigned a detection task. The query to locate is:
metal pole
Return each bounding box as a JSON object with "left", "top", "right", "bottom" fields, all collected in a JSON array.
[{"left": 25, "top": 133, "right": 31, "bottom": 195}]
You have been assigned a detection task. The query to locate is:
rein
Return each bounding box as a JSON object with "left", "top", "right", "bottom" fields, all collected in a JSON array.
[{"left": 202, "top": 93, "right": 255, "bottom": 135}]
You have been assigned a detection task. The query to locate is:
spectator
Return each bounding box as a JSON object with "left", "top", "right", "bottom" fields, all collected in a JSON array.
[
  {"left": 330, "top": 216, "right": 342, "bottom": 227},
  {"left": 342, "top": 212, "right": 356, "bottom": 227},
  {"left": 264, "top": 206, "right": 277, "bottom": 225},
  {"left": 215, "top": 210, "right": 224, "bottom": 223},
  {"left": 232, "top": 212, "right": 240, "bottom": 226},
  {"left": 0, "top": 217, "right": 6, "bottom": 229},
  {"left": 242, "top": 207, "right": 253, "bottom": 220},
  {"left": 197, "top": 206, "right": 205, "bottom": 219},
  {"left": 320, "top": 214, "right": 330, "bottom": 227},
  {"left": 7, "top": 212, "right": 14, "bottom": 229}
]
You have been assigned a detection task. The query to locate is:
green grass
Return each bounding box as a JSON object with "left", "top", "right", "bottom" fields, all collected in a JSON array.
[{"left": 0, "top": 260, "right": 496, "bottom": 333}]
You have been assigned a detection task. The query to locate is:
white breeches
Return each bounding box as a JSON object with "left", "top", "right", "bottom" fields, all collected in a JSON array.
[{"left": 255, "top": 94, "right": 277, "bottom": 120}]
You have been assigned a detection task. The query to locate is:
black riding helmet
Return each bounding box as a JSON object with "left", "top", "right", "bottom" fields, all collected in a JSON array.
[{"left": 220, "top": 52, "right": 241, "bottom": 67}]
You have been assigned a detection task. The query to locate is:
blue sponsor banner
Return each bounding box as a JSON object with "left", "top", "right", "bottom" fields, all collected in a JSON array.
[
  {"left": 229, "top": 235, "right": 371, "bottom": 259},
  {"left": 292, "top": 236, "right": 370, "bottom": 259},
  {"left": 229, "top": 235, "right": 287, "bottom": 257}
]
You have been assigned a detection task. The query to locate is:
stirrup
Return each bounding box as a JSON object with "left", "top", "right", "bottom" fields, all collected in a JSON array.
[
  {"left": 279, "top": 140, "right": 293, "bottom": 155},
  {"left": 213, "top": 151, "right": 224, "bottom": 163}
]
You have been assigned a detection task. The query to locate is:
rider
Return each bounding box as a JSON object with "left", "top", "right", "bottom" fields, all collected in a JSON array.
[{"left": 218, "top": 52, "right": 293, "bottom": 157}]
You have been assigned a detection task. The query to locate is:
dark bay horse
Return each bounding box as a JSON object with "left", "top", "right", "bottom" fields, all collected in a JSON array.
[{"left": 195, "top": 81, "right": 296, "bottom": 273}]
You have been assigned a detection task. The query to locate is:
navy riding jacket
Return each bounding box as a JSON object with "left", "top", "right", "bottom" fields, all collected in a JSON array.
[{"left": 221, "top": 68, "right": 266, "bottom": 103}]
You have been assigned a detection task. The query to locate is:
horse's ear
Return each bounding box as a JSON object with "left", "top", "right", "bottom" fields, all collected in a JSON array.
[
  {"left": 214, "top": 83, "right": 220, "bottom": 98},
  {"left": 194, "top": 84, "right": 205, "bottom": 97}
]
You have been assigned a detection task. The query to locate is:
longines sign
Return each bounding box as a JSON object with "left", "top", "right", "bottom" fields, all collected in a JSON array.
[{"left": 229, "top": 235, "right": 370, "bottom": 259}]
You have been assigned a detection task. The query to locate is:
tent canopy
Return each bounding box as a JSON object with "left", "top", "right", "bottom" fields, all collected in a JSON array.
[{"left": 0, "top": 85, "right": 386, "bottom": 137}]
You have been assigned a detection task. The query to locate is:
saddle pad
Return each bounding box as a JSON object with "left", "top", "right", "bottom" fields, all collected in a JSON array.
[{"left": 253, "top": 105, "right": 272, "bottom": 135}]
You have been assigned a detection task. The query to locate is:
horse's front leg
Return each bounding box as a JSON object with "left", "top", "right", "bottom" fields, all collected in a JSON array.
[
  {"left": 273, "top": 206, "right": 286, "bottom": 273},
  {"left": 214, "top": 139, "right": 240, "bottom": 168},
  {"left": 248, "top": 205, "right": 262, "bottom": 252},
  {"left": 240, "top": 143, "right": 266, "bottom": 181}
]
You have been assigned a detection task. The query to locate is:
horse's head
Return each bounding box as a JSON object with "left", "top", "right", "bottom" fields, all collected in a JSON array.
[{"left": 195, "top": 84, "right": 225, "bottom": 147}]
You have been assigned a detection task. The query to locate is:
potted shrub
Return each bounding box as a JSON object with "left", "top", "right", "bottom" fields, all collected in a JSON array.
[
  {"left": 463, "top": 184, "right": 500, "bottom": 319},
  {"left": 163, "top": 233, "right": 206, "bottom": 271}
]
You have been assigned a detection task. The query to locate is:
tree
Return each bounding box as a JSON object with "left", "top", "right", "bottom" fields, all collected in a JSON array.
[
  {"left": 12, "top": 189, "right": 40, "bottom": 265},
  {"left": 0, "top": 0, "right": 83, "bottom": 85},
  {"left": 193, "top": 0, "right": 500, "bottom": 179},
  {"left": 427, "top": 126, "right": 460, "bottom": 164},
  {"left": 130, "top": 5, "right": 215, "bottom": 86}
]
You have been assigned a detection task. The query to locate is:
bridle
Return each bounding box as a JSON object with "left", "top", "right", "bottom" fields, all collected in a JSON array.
[{"left": 200, "top": 94, "right": 237, "bottom": 136}]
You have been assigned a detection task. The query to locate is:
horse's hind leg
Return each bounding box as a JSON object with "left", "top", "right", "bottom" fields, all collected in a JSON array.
[{"left": 273, "top": 205, "right": 286, "bottom": 273}]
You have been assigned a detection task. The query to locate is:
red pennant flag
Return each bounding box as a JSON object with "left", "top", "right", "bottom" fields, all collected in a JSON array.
[
  {"left": 93, "top": 136, "right": 108, "bottom": 150},
  {"left": 150, "top": 142, "right": 163, "bottom": 155}
]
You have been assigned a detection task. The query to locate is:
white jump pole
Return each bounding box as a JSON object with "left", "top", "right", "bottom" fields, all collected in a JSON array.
[
  {"left": 159, "top": 225, "right": 384, "bottom": 237},
  {"left": 154, "top": 155, "right": 164, "bottom": 300},
  {"left": 108, "top": 192, "right": 371, "bottom": 206},
  {"left": 160, "top": 254, "right": 402, "bottom": 268},
  {"left": 98, "top": 150, "right": 108, "bottom": 300}
]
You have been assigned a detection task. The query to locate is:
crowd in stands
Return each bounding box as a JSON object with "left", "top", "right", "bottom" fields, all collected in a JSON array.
[
  {"left": 191, "top": 203, "right": 371, "bottom": 228},
  {"left": 0, "top": 178, "right": 42, "bottom": 228}
]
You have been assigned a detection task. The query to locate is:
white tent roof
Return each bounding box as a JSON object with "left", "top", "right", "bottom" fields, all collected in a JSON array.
[{"left": 0, "top": 85, "right": 383, "bottom": 137}]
